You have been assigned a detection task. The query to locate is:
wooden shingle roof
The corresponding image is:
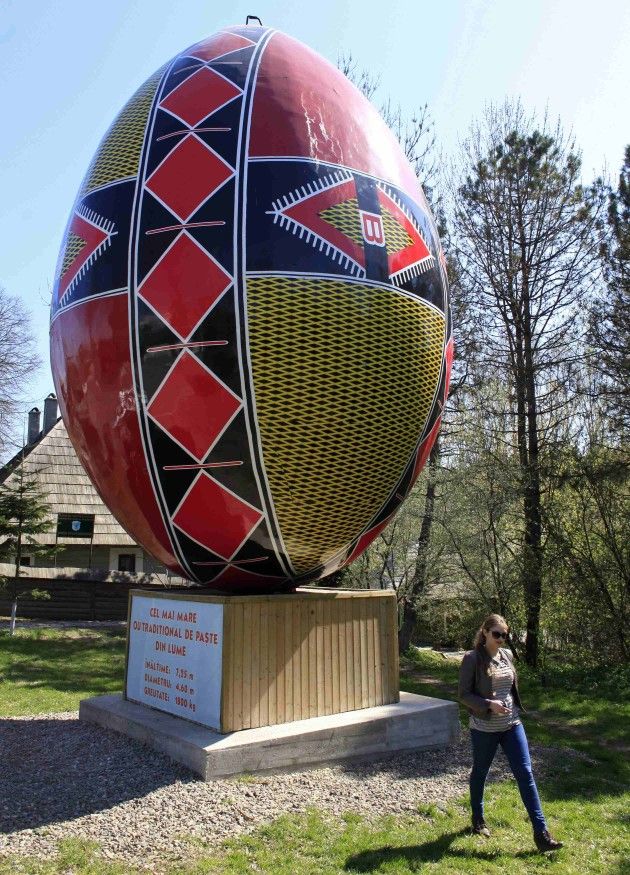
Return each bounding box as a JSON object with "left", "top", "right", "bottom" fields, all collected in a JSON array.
[{"left": 2, "top": 419, "right": 137, "bottom": 546}]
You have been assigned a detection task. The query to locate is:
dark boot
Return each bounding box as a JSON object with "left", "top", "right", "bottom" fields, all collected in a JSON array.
[
  {"left": 472, "top": 817, "right": 491, "bottom": 837},
  {"left": 534, "top": 830, "right": 563, "bottom": 852}
]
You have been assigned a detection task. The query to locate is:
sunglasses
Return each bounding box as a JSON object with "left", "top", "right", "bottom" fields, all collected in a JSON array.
[{"left": 490, "top": 630, "right": 508, "bottom": 640}]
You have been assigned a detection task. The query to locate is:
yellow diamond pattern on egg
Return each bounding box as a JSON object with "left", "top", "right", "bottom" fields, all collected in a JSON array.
[
  {"left": 320, "top": 200, "right": 414, "bottom": 257},
  {"left": 80, "top": 65, "right": 167, "bottom": 195},
  {"left": 319, "top": 198, "right": 363, "bottom": 245},
  {"left": 382, "top": 208, "right": 413, "bottom": 255},
  {"left": 246, "top": 275, "right": 445, "bottom": 574},
  {"left": 60, "top": 232, "right": 87, "bottom": 277}
]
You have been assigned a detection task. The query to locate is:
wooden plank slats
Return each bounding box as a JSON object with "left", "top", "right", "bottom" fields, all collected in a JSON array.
[
  {"left": 367, "top": 602, "right": 376, "bottom": 708},
  {"left": 220, "top": 602, "right": 232, "bottom": 733},
  {"left": 232, "top": 602, "right": 244, "bottom": 730},
  {"left": 275, "top": 599, "right": 285, "bottom": 722},
  {"left": 299, "top": 600, "right": 309, "bottom": 721},
  {"left": 258, "top": 601, "right": 269, "bottom": 727},
  {"left": 315, "top": 597, "right": 325, "bottom": 715},
  {"left": 252, "top": 600, "right": 261, "bottom": 728},
  {"left": 323, "top": 598, "right": 332, "bottom": 715},
  {"left": 284, "top": 603, "right": 293, "bottom": 722},
  {"left": 267, "top": 600, "right": 277, "bottom": 726},
  {"left": 242, "top": 602, "right": 252, "bottom": 728},
  {"left": 338, "top": 597, "right": 348, "bottom": 713},
  {"left": 359, "top": 597, "right": 369, "bottom": 709},
  {"left": 344, "top": 597, "right": 355, "bottom": 711},
  {"left": 352, "top": 599, "right": 362, "bottom": 710},
  {"left": 215, "top": 589, "right": 398, "bottom": 732},
  {"left": 373, "top": 601, "right": 383, "bottom": 706},
  {"left": 308, "top": 602, "right": 318, "bottom": 718},
  {"left": 331, "top": 600, "right": 340, "bottom": 714},
  {"left": 292, "top": 600, "right": 302, "bottom": 721}
]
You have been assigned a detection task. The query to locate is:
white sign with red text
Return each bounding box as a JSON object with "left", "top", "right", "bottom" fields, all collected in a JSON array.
[{"left": 126, "top": 595, "right": 223, "bottom": 730}]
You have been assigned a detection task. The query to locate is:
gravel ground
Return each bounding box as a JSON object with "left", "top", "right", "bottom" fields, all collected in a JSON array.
[{"left": 0, "top": 710, "right": 566, "bottom": 871}]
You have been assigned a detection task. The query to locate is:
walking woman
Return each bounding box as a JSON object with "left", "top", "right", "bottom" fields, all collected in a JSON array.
[{"left": 458, "top": 613, "right": 563, "bottom": 852}]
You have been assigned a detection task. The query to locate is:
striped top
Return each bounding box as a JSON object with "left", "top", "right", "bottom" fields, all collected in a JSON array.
[{"left": 469, "top": 649, "right": 521, "bottom": 732}]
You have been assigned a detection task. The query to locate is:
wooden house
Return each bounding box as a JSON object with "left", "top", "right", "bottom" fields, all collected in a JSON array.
[{"left": 0, "top": 394, "right": 174, "bottom": 579}]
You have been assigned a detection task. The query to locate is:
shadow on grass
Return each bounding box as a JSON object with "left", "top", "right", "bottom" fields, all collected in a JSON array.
[
  {"left": 1, "top": 634, "right": 125, "bottom": 696},
  {"left": 344, "top": 829, "right": 501, "bottom": 871},
  {"left": 402, "top": 652, "right": 630, "bottom": 802},
  {"left": 0, "top": 715, "right": 194, "bottom": 834},
  {"left": 538, "top": 761, "right": 630, "bottom": 804}
]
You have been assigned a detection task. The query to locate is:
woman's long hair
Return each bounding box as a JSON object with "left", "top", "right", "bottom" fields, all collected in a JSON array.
[{"left": 473, "top": 613, "right": 509, "bottom": 654}]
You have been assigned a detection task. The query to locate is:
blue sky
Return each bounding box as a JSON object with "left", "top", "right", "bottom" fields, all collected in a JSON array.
[{"left": 1, "top": 0, "right": 629, "bottom": 420}]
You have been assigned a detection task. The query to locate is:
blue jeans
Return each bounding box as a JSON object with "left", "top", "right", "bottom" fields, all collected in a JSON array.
[{"left": 470, "top": 723, "right": 546, "bottom": 832}]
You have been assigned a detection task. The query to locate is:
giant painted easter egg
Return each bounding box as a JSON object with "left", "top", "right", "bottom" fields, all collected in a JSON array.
[{"left": 50, "top": 25, "right": 452, "bottom": 592}]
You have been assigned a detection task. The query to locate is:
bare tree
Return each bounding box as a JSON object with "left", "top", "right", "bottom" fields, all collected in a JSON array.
[
  {"left": 0, "top": 288, "right": 40, "bottom": 455},
  {"left": 448, "top": 101, "right": 602, "bottom": 666},
  {"left": 338, "top": 54, "right": 437, "bottom": 194}
]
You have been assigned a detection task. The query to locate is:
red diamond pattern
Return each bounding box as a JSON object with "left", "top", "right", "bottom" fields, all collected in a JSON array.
[
  {"left": 174, "top": 473, "right": 262, "bottom": 559},
  {"left": 58, "top": 212, "right": 109, "bottom": 299},
  {"left": 188, "top": 33, "right": 254, "bottom": 62},
  {"left": 160, "top": 67, "right": 241, "bottom": 128},
  {"left": 146, "top": 135, "right": 234, "bottom": 221},
  {"left": 139, "top": 233, "right": 231, "bottom": 338},
  {"left": 148, "top": 351, "right": 240, "bottom": 460}
]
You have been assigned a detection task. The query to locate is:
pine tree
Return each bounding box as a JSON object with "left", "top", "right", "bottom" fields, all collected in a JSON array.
[
  {"left": 589, "top": 146, "right": 630, "bottom": 435},
  {"left": 0, "top": 457, "right": 53, "bottom": 634}
]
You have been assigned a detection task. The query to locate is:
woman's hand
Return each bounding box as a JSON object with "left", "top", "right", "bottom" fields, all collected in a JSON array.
[{"left": 488, "top": 699, "right": 510, "bottom": 715}]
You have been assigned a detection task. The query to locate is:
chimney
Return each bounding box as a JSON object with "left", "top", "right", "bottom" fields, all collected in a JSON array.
[
  {"left": 43, "top": 393, "right": 59, "bottom": 434},
  {"left": 27, "top": 407, "right": 41, "bottom": 445}
]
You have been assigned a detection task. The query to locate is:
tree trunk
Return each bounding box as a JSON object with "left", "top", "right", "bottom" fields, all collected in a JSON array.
[
  {"left": 398, "top": 600, "right": 416, "bottom": 654},
  {"left": 521, "top": 274, "right": 543, "bottom": 668},
  {"left": 397, "top": 439, "right": 439, "bottom": 653}
]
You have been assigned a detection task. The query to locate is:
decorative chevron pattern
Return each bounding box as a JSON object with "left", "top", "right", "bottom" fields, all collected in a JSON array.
[
  {"left": 266, "top": 170, "right": 366, "bottom": 277},
  {"left": 60, "top": 232, "right": 86, "bottom": 277},
  {"left": 57, "top": 205, "right": 117, "bottom": 307},
  {"left": 376, "top": 183, "right": 435, "bottom": 285}
]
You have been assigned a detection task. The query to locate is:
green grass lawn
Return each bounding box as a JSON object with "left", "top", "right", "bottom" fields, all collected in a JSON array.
[
  {"left": 0, "top": 626, "right": 126, "bottom": 715},
  {"left": 0, "top": 633, "right": 628, "bottom": 874}
]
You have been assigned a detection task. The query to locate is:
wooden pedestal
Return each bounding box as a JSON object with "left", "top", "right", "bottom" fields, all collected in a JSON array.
[{"left": 125, "top": 587, "right": 399, "bottom": 733}]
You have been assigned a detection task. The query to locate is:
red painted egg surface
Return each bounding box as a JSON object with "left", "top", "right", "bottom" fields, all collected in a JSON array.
[{"left": 50, "top": 26, "right": 452, "bottom": 592}]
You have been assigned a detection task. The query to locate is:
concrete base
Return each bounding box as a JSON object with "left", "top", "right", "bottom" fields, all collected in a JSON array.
[{"left": 79, "top": 692, "right": 460, "bottom": 780}]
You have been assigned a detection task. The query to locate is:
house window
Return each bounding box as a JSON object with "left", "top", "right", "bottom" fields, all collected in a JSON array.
[
  {"left": 109, "top": 548, "right": 143, "bottom": 573},
  {"left": 117, "top": 553, "right": 136, "bottom": 573},
  {"left": 20, "top": 555, "right": 32, "bottom": 567}
]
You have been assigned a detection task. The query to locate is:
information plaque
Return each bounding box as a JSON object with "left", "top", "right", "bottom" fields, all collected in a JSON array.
[{"left": 125, "top": 593, "right": 224, "bottom": 730}]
